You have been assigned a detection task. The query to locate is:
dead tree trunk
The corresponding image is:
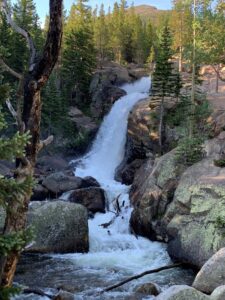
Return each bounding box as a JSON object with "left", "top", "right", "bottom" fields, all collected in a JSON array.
[{"left": 0, "top": 0, "right": 63, "bottom": 288}]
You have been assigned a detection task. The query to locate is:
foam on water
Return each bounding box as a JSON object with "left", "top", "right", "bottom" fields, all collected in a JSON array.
[{"left": 58, "top": 77, "right": 171, "bottom": 292}]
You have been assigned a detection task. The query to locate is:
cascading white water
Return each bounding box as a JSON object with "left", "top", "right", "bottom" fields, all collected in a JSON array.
[{"left": 56, "top": 77, "right": 172, "bottom": 298}]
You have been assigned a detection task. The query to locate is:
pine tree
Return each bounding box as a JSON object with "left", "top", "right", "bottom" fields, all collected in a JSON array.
[
  {"left": 62, "top": 0, "right": 96, "bottom": 108},
  {"left": 93, "top": 4, "right": 109, "bottom": 63},
  {"left": 151, "top": 25, "right": 179, "bottom": 152},
  {"left": 10, "top": 0, "right": 43, "bottom": 73}
]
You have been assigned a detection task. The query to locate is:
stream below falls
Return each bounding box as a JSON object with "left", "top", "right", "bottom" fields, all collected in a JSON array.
[{"left": 15, "top": 77, "right": 194, "bottom": 300}]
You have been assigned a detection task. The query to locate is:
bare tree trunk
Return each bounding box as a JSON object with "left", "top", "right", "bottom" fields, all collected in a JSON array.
[
  {"left": 189, "top": 0, "right": 196, "bottom": 138},
  {"left": 159, "top": 96, "right": 164, "bottom": 154},
  {"left": 0, "top": 0, "right": 63, "bottom": 288}
]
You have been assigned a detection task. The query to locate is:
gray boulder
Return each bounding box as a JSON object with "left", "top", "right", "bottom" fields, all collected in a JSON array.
[
  {"left": 80, "top": 176, "right": 100, "bottom": 188},
  {"left": 42, "top": 172, "right": 83, "bottom": 197},
  {"left": 69, "top": 187, "right": 105, "bottom": 214},
  {"left": 27, "top": 201, "right": 89, "bottom": 253},
  {"left": 155, "top": 285, "right": 209, "bottom": 300},
  {"left": 193, "top": 248, "right": 225, "bottom": 294}
]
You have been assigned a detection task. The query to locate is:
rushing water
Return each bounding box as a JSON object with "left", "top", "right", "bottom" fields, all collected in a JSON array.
[{"left": 15, "top": 77, "right": 194, "bottom": 300}]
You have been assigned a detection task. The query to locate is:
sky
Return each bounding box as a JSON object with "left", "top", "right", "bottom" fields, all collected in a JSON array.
[{"left": 30, "top": 0, "right": 172, "bottom": 23}]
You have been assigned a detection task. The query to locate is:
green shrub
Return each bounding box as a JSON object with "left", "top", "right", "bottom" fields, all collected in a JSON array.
[
  {"left": 176, "top": 136, "right": 205, "bottom": 166},
  {"left": 214, "top": 159, "right": 225, "bottom": 168}
]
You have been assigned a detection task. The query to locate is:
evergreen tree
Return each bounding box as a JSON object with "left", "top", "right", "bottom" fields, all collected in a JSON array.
[
  {"left": 62, "top": 0, "right": 96, "bottom": 108},
  {"left": 93, "top": 4, "right": 109, "bottom": 63},
  {"left": 10, "top": 0, "right": 43, "bottom": 73},
  {"left": 151, "top": 25, "right": 179, "bottom": 152}
]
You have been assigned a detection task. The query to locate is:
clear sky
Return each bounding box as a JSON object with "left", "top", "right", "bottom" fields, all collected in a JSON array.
[{"left": 30, "top": 1, "right": 172, "bottom": 23}]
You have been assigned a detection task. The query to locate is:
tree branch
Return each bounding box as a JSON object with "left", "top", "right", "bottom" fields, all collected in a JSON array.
[
  {"left": 0, "top": 58, "right": 22, "bottom": 80},
  {"left": 101, "top": 263, "right": 183, "bottom": 293},
  {"left": 212, "top": 65, "right": 225, "bottom": 82},
  {"left": 38, "top": 135, "right": 54, "bottom": 152},
  {"left": 32, "top": 0, "right": 63, "bottom": 88},
  {"left": 1, "top": 0, "right": 36, "bottom": 68},
  {"left": 6, "top": 99, "right": 17, "bottom": 120}
]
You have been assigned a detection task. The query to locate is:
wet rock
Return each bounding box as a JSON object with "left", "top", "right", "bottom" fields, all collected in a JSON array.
[
  {"left": 115, "top": 159, "right": 144, "bottom": 185},
  {"left": 136, "top": 282, "right": 161, "bottom": 296},
  {"left": 69, "top": 187, "right": 105, "bottom": 214},
  {"left": 42, "top": 172, "right": 83, "bottom": 197},
  {"left": 80, "top": 176, "right": 101, "bottom": 188},
  {"left": 193, "top": 248, "right": 225, "bottom": 294},
  {"left": 27, "top": 201, "right": 89, "bottom": 253},
  {"left": 155, "top": 285, "right": 209, "bottom": 300}
]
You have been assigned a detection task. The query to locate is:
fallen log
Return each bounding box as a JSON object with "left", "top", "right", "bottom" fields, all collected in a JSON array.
[{"left": 101, "top": 263, "right": 183, "bottom": 293}]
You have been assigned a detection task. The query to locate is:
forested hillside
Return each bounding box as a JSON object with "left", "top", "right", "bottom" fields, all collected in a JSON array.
[{"left": 0, "top": 0, "right": 225, "bottom": 299}]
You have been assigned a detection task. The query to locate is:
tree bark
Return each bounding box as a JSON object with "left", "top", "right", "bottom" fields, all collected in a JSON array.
[
  {"left": 159, "top": 96, "right": 165, "bottom": 154},
  {"left": 0, "top": 0, "right": 63, "bottom": 288}
]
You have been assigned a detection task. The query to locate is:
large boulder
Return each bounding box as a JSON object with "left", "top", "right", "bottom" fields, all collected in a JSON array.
[
  {"left": 42, "top": 171, "right": 83, "bottom": 197},
  {"left": 69, "top": 187, "right": 106, "bottom": 214},
  {"left": 193, "top": 248, "right": 225, "bottom": 294},
  {"left": 27, "top": 201, "right": 89, "bottom": 253},
  {"left": 166, "top": 157, "right": 225, "bottom": 267},
  {"left": 155, "top": 285, "right": 209, "bottom": 300}
]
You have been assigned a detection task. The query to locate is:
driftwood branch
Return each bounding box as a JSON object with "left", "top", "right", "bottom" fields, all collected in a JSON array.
[
  {"left": 1, "top": 0, "right": 36, "bottom": 68},
  {"left": 101, "top": 263, "right": 183, "bottom": 293},
  {"left": 0, "top": 58, "right": 22, "bottom": 80}
]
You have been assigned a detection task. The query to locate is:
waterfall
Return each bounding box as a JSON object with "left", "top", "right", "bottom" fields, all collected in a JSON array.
[{"left": 62, "top": 77, "right": 171, "bottom": 297}]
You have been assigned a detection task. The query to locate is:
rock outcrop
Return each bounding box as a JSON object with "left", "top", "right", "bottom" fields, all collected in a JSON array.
[
  {"left": 68, "top": 106, "right": 98, "bottom": 137},
  {"left": 90, "top": 62, "right": 147, "bottom": 120},
  {"left": 130, "top": 132, "right": 225, "bottom": 267},
  {"left": 130, "top": 149, "right": 185, "bottom": 240},
  {"left": 27, "top": 201, "right": 89, "bottom": 253}
]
